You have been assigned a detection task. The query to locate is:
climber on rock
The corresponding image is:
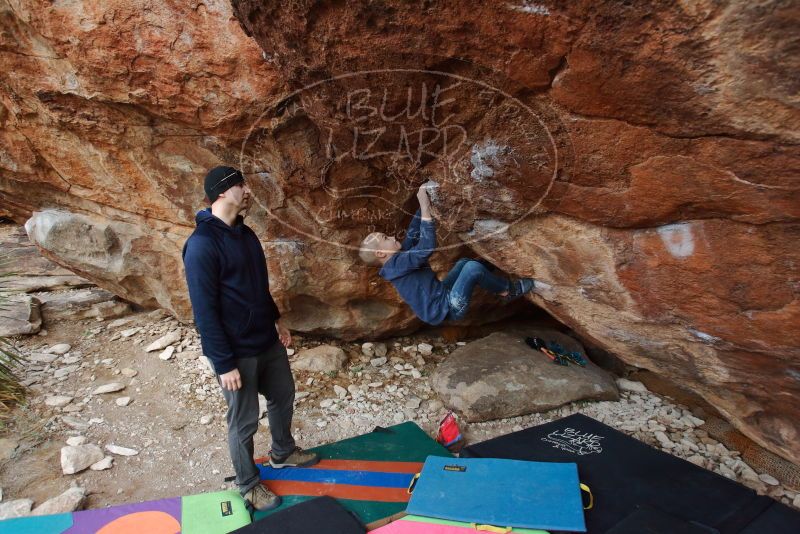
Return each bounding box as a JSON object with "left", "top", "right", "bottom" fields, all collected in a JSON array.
[{"left": 359, "top": 183, "right": 555, "bottom": 325}]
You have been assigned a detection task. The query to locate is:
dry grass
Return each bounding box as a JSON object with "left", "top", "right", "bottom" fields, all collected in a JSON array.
[{"left": 0, "top": 254, "right": 27, "bottom": 424}]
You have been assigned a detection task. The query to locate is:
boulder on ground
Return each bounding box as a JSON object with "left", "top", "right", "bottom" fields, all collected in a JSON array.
[
  {"left": 0, "top": 294, "right": 41, "bottom": 336},
  {"left": 37, "top": 288, "right": 131, "bottom": 323},
  {"left": 432, "top": 331, "right": 619, "bottom": 422}
]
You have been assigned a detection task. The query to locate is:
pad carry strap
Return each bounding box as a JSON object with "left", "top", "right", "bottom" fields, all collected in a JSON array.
[
  {"left": 471, "top": 524, "right": 511, "bottom": 533},
  {"left": 407, "top": 473, "right": 420, "bottom": 494},
  {"left": 581, "top": 483, "right": 594, "bottom": 510}
]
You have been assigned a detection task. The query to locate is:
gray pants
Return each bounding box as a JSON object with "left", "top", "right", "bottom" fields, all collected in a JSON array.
[{"left": 219, "top": 341, "right": 296, "bottom": 494}]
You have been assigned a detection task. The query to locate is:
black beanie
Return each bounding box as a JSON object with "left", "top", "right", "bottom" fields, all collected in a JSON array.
[{"left": 204, "top": 166, "right": 244, "bottom": 204}]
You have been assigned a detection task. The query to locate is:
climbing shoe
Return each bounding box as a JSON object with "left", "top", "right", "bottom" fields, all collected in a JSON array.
[
  {"left": 564, "top": 351, "right": 588, "bottom": 367},
  {"left": 504, "top": 278, "right": 535, "bottom": 302},
  {"left": 525, "top": 337, "right": 568, "bottom": 366},
  {"left": 269, "top": 447, "right": 320, "bottom": 469},
  {"left": 549, "top": 342, "right": 588, "bottom": 367}
]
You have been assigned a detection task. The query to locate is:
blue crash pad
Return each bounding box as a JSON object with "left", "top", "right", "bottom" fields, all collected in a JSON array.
[{"left": 406, "top": 456, "right": 586, "bottom": 532}]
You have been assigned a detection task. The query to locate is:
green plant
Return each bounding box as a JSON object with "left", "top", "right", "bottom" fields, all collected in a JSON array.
[{"left": 0, "top": 254, "right": 27, "bottom": 421}]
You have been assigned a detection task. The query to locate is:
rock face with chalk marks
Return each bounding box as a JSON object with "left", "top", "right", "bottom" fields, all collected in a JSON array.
[{"left": 1, "top": 1, "right": 799, "bottom": 465}]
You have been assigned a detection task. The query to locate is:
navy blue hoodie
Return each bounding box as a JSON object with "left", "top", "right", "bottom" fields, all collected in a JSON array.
[
  {"left": 379, "top": 210, "right": 450, "bottom": 325},
  {"left": 182, "top": 209, "right": 281, "bottom": 374}
]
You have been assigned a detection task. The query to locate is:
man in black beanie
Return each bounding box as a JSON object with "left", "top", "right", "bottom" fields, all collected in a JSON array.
[{"left": 182, "top": 166, "right": 318, "bottom": 512}]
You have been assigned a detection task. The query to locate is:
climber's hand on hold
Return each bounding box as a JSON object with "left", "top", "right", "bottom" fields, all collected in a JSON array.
[{"left": 417, "top": 184, "right": 432, "bottom": 220}]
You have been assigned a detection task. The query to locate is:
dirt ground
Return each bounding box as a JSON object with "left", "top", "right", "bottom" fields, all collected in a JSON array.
[
  {"left": 2, "top": 309, "right": 799, "bottom": 516},
  {"left": 0, "top": 311, "right": 516, "bottom": 510}
]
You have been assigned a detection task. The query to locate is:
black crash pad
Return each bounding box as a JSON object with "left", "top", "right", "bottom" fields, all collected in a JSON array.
[
  {"left": 232, "top": 496, "right": 366, "bottom": 534},
  {"left": 461, "top": 413, "right": 800, "bottom": 533}
]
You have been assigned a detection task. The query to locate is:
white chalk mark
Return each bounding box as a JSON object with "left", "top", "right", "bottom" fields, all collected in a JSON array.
[
  {"left": 658, "top": 223, "right": 694, "bottom": 258},
  {"left": 470, "top": 140, "right": 510, "bottom": 182},
  {"left": 508, "top": 2, "right": 550, "bottom": 15}
]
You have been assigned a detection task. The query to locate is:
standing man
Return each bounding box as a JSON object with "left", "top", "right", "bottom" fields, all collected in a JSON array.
[{"left": 182, "top": 166, "right": 318, "bottom": 512}]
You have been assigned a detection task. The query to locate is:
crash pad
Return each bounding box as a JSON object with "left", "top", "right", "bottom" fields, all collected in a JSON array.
[
  {"left": 0, "top": 490, "right": 250, "bottom": 534},
  {"left": 406, "top": 456, "right": 586, "bottom": 532},
  {"left": 232, "top": 496, "right": 365, "bottom": 533},
  {"left": 372, "top": 515, "right": 549, "bottom": 533},
  {"left": 255, "top": 422, "right": 452, "bottom": 526},
  {"left": 461, "top": 413, "right": 800, "bottom": 533}
]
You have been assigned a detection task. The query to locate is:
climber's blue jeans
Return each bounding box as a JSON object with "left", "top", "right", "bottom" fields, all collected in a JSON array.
[{"left": 442, "top": 259, "right": 510, "bottom": 321}]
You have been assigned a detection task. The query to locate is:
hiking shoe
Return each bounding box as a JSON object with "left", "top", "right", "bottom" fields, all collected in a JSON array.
[
  {"left": 503, "top": 278, "right": 535, "bottom": 302},
  {"left": 269, "top": 447, "right": 320, "bottom": 469},
  {"left": 525, "top": 336, "right": 547, "bottom": 351},
  {"left": 242, "top": 483, "right": 281, "bottom": 511}
]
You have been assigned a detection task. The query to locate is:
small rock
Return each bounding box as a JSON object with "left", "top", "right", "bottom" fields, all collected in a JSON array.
[
  {"left": 793, "top": 494, "right": 800, "bottom": 509},
  {"left": 393, "top": 412, "right": 405, "bottom": 424},
  {"left": 686, "top": 454, "right": 705, "bottom": 467},
  {"left": 293, "top": 345, "right": 348, "bottom": 372},
  {"left": 53, "top": 365, "right": 80, "bottom": 379},
  {"left": 46, "top": 344, "right": 71, "bottom": 355},
  {"left": 61, "top": 416, "right": 90, "bottom": 431},
  {"left": 759, "top": 473, "right": 780, "bottom": 486},
  {"left": 320, "top": 399, "right": 335, "bottom": 409},
  {"left": 654, "top": 431, "right": 674, "bottom": 448},
  {"left": 107, "top": 317, "right": 133, "bottom": 329},
  {"left": 61, "top": 444, "right": 105, "bottom": 474},
  {"left": 145, "top": 331, "right": 181, "bottom": 352},
  {"left": 361, "top": 342, "right": 374, "bottom": 357},
  {"left": 718, "top": 464, "right": 737, "bottom": 479},
  {"left": 417, "top": 343, "right": 433, "bottom": 356},
  {"left": 120, "top": 327, "right": 141, "bottom": 338},
  {"left": 92, "top": 383, "right": 125, "bottom": 395},
  {"left": 120, "top": 368, "right": 138, "bottom": 378},
  {"left": 115, "top": 397, "right": 131, "bottom": 407},
  {"left": 425, "top": 399, "right": 444, "bottom": 412},
  {"left": 90, "top": 456, "right": 114, "bottom": 471},
  {"left": 29, "top": 352, "right": 58, "bottom": 364},
  {"left": 66, "top": 436, "right": 87, "bottom": 447},
  {"left": 370, "top": 357, "right": 387, "bottom": 367},
  {"left": 0, "top": 499, "right": 33, "bottom": 519},
  {"left": 45, "top": 395, "right": 73, "bottom": 408},
  {"left": 286, "top": 348, "right": 295, "bottom": 356},
  {"left": 333, "top": 385, "right": 347, "bottom": 399},
  {"left": 373, "top": 343, "right": 388, "bottom": 357},
  {"left": 200, "top": 415, "right": 213, "bottom": 425},
  {"left": 616, "top": 378, "right": 649, "bottom": 393},
  {"left": 105, "top": 444, "right": 139, "bottom": 456},
  {"left": 158, "top": 346, "right": 175, "bottom": 361},
  {"left": 31, "top": 487, "right": 86, "bottom": 515},
  {"left": 405, "top": 397, "right": 421, "bottom": 409},
  {"left": 411, "top": 369, "right": 422, "bottom": 379}
]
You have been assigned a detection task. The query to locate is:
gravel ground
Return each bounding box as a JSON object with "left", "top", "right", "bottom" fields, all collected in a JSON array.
[{"left": 1, "top": 310, "right": 798, "bottom": 518}]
